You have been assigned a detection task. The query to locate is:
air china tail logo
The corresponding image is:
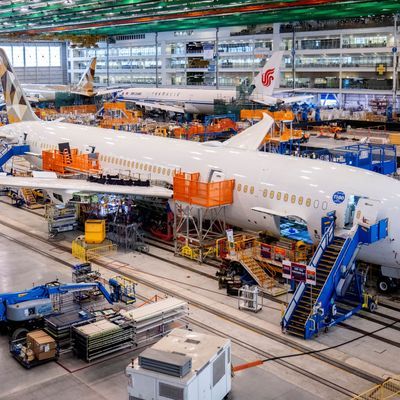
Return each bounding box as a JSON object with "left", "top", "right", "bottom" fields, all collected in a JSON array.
[{"left": 261, "top": 68, "right": 275, "bottom": 87}]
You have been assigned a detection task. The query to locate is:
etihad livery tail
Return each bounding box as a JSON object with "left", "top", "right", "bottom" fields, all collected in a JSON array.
[
  {"left": 0, "top": 49, "right": 38, "bottom": 123},
  {"left": 15, "top": 56, "right": 100, "bottom": 102},
  {"left": 74, "top": 57, "right": 97, "bottom": 95}
]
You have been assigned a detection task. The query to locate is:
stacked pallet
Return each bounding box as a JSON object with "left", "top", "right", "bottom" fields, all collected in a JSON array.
[
  {"left": 73, "top": 319, "right": 133, "bottom": 362},
  {"left": 119, "top": 298, "right": 188, "bottom": 345},
  {"left": 45, "top": 310, "right": 96, "bottom": 348}
]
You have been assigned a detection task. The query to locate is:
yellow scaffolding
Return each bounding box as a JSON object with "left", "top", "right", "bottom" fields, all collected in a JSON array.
[{"left": 352, "top": 376, "right": 400, "bottom": 400}]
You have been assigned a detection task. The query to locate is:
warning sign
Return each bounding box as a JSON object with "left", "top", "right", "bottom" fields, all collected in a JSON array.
[
  {"left": 306, "top": 265, "right": 316, "bottom": 286},
  {"left": 282, "top": 260, "right": 292, "bottom": 279},
  {"left": 291, "top": 262, "right": 307, "bottom": 282}
]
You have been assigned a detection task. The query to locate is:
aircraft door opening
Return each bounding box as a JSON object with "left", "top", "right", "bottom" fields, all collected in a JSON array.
[{"left": 344, "top": 195, "right": 361, "bottom": 228}]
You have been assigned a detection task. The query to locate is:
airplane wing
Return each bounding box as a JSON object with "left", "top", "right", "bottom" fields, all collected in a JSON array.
[
  {"left": 223, "top": 113, "right": 274, "bottom": 151},
  {"left": 0, "top": 176, "right": 173, "bottom": 198},
  {"left": 253, "top": 95, "right": 313, "bottom": 106},
  {"left": 120, "top": 99, "right": 185, "bottom": 114}
]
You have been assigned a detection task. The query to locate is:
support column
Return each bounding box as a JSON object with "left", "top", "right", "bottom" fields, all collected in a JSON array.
[
  {"left": 215, "top": 27, "right": 219, "bottom": 89},
  {"left": 392, "top": 14, "right": 398, "bottom": 113}
]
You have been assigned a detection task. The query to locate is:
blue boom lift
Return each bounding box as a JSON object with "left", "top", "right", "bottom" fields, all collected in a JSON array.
[{"left": 0, "top": 280, "right": 132, "bottom": 338}]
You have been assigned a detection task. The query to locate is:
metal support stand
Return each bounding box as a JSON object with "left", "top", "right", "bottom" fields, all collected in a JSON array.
[
  {"left": 173, "top": 201, "right": 227, "bottom": 263},
  {"left": 238, "top": 285, "right": 263, "bottom": 312}
]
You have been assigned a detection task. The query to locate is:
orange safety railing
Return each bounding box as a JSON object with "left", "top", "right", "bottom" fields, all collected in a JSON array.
[
  {"left": 216, "top": 235, "right": 310, "bottom": 263},
  {"left": 42, "top": 148, "right": 101, "bottom": 175},
  {"left": 173, "top": 172, "right": 234, "bottom": 207},
  {"left": 60, "top": 104, "right": 97, "bottom": 114}
]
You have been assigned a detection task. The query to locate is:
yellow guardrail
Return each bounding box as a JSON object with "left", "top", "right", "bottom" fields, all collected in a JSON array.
[
  {"left": 352, "top": 376, "right": 400, "bottom": 400},
  {"left": 72, "top": 237, "right": 117, "bottom": 262}
]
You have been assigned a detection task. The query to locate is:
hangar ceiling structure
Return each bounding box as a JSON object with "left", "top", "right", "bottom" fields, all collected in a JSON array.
[{"left": 0, "top": 0, "right": 399, "bottom": 37}]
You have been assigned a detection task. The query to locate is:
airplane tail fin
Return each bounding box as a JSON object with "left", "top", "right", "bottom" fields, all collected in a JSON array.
[
  {"left": 76, "top": 57, "right": 96, "bottom": 95},
  {"left": 252, "top": 51, "right": 284, "bottom": 97},
  {"left": 0, "top": 48, "right": 38, "bottom": 123}
]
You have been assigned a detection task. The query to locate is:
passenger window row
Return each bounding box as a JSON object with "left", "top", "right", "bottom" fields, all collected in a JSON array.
[
  {"left": 99, "top": 154, "right": 173, "bottom": 177},
  {"left": 236, "top": 183, "right": 328, "bottom": 210}
]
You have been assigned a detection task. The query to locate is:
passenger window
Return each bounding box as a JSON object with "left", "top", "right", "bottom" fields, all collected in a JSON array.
[
  {"left": 298, "top": 196, "right": 303, "bottom": 205},
  {"left": 284, "top": 193, "right": 289, "bottom": 202},
  {"left": 243, "top": 185, "right": 248, "bottom": 193},
  {"left": 322, "top": 201, "right": 328, "bottom": 210},
  {"left": 306, "top": 198, "right": 311, "bottom": 207},
  {"left": 314, "top": 200, "right": 319, "bottom": 208},
  {"left": 291, "top": 195, "right": 296, "bottom": 204},
  {"left": 269, "top": 190, "right": 274, "bottom": 199},
  {"left": 139, "top": 163, "right": 143, "bottom": 170},
  {"left": 167, "top": 169, "right": 171, "bottom": 176},
  {"left": 111, "top": 157, "right": 115, "bottom": 163},
  {"left": 263, "top": 189, "right": 268, "bottom": 198},
  {"left": 162, "top": 168, "right": 166, "bottom": 175},
  {"left": 144, "top": 164, "right": 148, "bottom": 171},
  {"left": 153, "top": 166, "right": 157, "bottom": 173},
  {"left": 237, "top": 183, "right": 242, "bottom": 192},
  {"left": 250, "top": 186, "right": 254, "bottom": 194},
  {"left": 277, "top": 192, "right": 281, "bottom": 200}
]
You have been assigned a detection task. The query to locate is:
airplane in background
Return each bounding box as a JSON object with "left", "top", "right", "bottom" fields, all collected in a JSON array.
[
  {"left": 0, "top": 48, "right": 398, "bottom": 287},
  {"left": 5, "top": 56, "right": 117, "bottom": 103},
  {"left": 118, "top": 51, "right": 313, "bottom": 114}
]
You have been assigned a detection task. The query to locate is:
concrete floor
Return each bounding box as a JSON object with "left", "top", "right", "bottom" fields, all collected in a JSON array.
[
  {"left": 1, "top": 198, "right": 400, "bottom": 399},
  {"left": 0, "top": 203, "right": 321, "bottom": 400}
]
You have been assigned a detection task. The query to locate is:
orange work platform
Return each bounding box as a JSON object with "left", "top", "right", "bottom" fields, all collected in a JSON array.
[
  {"left": 42, "top": 148, "right": 101, "bottom": 175},
  {"left": 240, "top": 109, "right": 294, "bottom": 122},
  {"left": 173, "top": 172, "right": 235, "bottom": 207}
]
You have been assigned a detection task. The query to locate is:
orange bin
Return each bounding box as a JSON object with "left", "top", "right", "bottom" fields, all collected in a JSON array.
[{"left": 173, "top": 172, "right": 235, "bottom": 207}]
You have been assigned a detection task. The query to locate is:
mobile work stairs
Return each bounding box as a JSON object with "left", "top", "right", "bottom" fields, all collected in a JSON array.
[
  {"left": 282, "top": 215, "right": 388, "bottom": 339},
  {"left": 0, "top": 141, "right": 30, "bottom": 172}
]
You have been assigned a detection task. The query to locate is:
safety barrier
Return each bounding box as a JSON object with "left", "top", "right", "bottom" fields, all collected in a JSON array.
[
  {"left": 42, "top": 148, "right": 101, "bottom": 175},
  {"left": 216, "top": 235, "right": 310, "bottom": 264},
  {"left": 72, "top": 237, "right": 117, "bottom": 262},
  {"left": 173, "top": 172, "right": 234, "bottom": 207},
  {"left": 352, "top": 376, "right": 400, "bottom": 400},
  {"left": 60, "top": 104, "right": 97, "bottom": 114}
]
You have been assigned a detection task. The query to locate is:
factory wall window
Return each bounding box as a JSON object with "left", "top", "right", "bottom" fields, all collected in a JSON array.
[
  {"left": 291, "top": 195, "right": 296, "bottom": 204},
  {"left": 269, "top": 190, "right": 274, "bottom": 199},
  {"left": 250, "top": 186, "right": 254, "bottom": 194},
  {"left": 25, "top": 46, "right": 37, "bottom": 67},
  {"left": 13, "top": 46, "right": 24, "bottom": 67},
  {"left": 37, "top": 46, "right": 50, "bottom": 67},
  {"left": 322, "top": 201, "right": 328, "bottom": 210},
  {"left": 277, "top": 192, "right": 282, "bottom": 201},
  {"left": 263, "top": 189, "right": 268, "bottom": 197},
  {"left": 306, "top": 198, "right": 311, "bottom": 207},
  {"left": 1, "top": 46, "right": 12, "bottom": 61},
  {"left": 237, "top": 183, "right": 242, "bottom": 192},
  {"left": 50, "top": 46, "right": 61, "bottom": 67},
  {"left": 314, "top": 200, "right": 319, "bottom": 208},
  {"left": 243, "top": 185, "right": 248, "bottom": 193},
  {"left": 284, "top": 193, "right": 289, "bottom": 202},
  {"left": 298, "top": 196, "right": 304, "bottom": 205}
]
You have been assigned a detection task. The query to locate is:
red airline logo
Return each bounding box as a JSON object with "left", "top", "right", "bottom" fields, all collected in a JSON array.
[{"left": 261, "top": 68, "right": 275, "bottom": 87}]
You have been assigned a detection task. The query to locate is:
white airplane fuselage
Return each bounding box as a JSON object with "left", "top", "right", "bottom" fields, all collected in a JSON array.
[
  {"left": 1, "top": 120, "right": 400, "bottom": 269},
  {"left": 119, "top": 87, "right": 237, "bottom": 114}
]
